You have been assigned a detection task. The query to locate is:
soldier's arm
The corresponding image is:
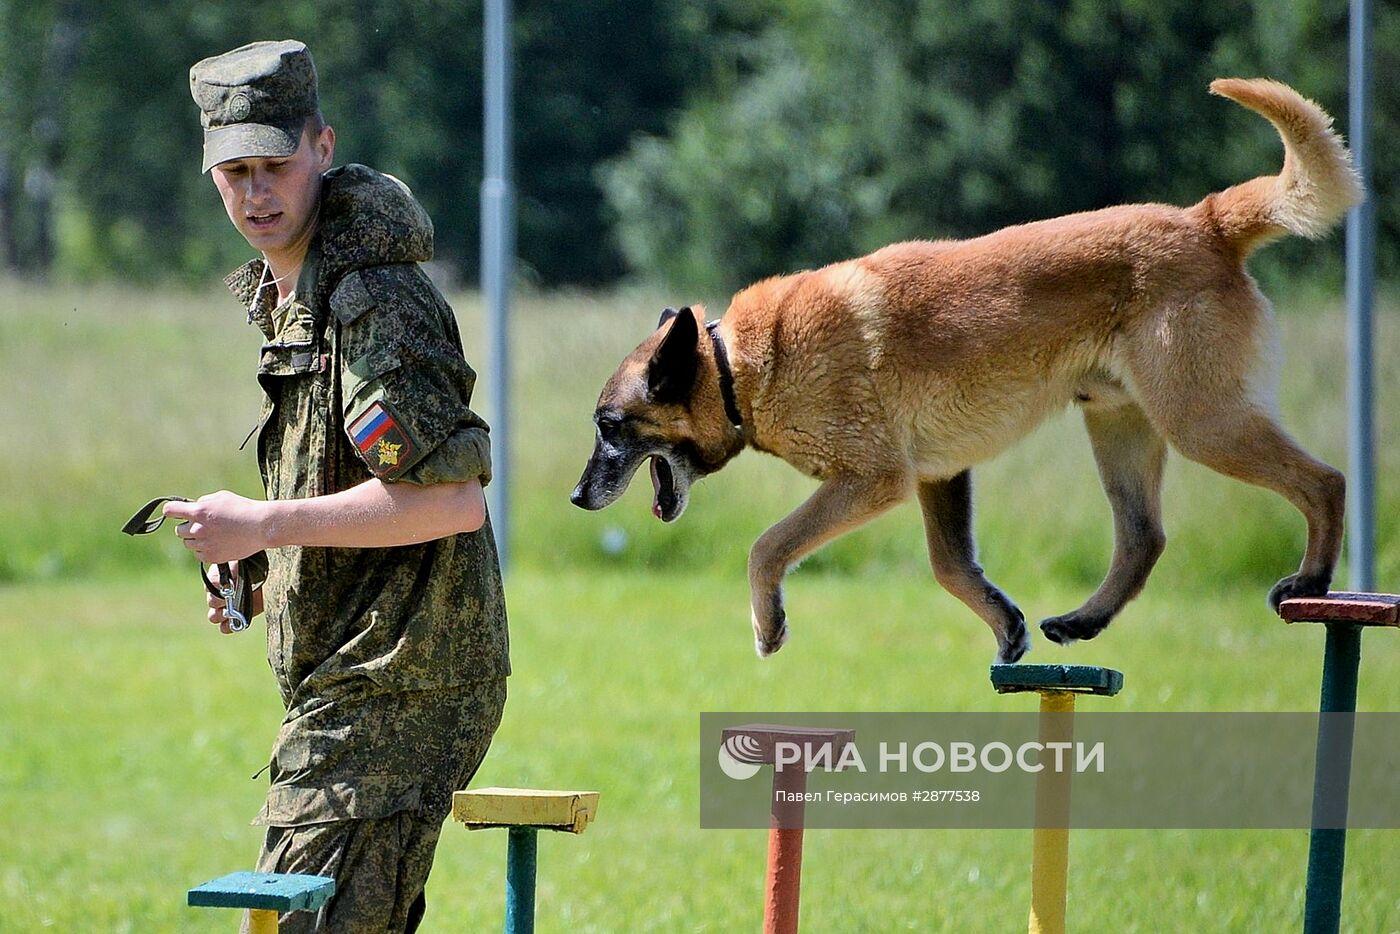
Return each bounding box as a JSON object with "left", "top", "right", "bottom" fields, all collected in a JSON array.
[
  {"left": 166, "top": 479, "right": 485, "bottom": 563},
  {"left": 167, "top": 265, "right": 496, "bottom": 562},
  {"left": 262, "top": 476, "right": 486, "bottom": 547},
  {"left": 334, "top": 265, "right": 494, "bottom": 488},
  {"left": 242, "top": 263, "right": 495, "bottom": 551}
]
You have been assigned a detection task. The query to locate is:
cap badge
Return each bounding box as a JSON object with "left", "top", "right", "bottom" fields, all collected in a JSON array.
[{"left": 228, "top": 92, "right": 252, "bottom": 122}]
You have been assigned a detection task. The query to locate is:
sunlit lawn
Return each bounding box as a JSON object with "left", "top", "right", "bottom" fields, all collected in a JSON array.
[{"left": 3, "top": 570, "right": 1400, "bottom": 931}]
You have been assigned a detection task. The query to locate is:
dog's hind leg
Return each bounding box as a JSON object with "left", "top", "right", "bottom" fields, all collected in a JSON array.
[
  {"left": 1164, "top": 405, "right": 1343, "bottom": 609},
  {"left": 1126, "top": 296, "right": 1345, "bottom": 610},
  {"left": 1040, "top": 404, "right": 1167, "bottom": 645},
  {"left": 748, "top": 473, "right": 908, "bottom": 658},
  {"left": 918, "top": 471, "right": 1030, "bottom": 664}
]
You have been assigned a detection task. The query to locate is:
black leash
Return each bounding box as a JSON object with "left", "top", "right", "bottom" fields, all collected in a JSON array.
[{"left": 121, "top": 495, "right": 267, "bottom": 632}]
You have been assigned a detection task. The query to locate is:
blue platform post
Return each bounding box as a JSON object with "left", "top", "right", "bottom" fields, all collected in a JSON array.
[
  {"left": 505, "top": 826, "right": 538, "bottom": 934},
  {"left": 452, "top": 787, "right": 600, "bottom": 933},
  {"left": 1304, "top": 623, "right": 1362, "bottom": 933},
  {"left": 1279, "top": 593, "right": 1399, "bottom": 933}
]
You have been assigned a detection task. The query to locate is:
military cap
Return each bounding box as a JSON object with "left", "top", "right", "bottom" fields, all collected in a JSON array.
[{"left": 190, "top": 40, "right": 320, "bottom": 172}]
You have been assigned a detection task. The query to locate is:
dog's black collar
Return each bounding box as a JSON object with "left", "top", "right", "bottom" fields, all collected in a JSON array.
[{"left": 706, "top": 319, "right": 743, "bottom": 431}]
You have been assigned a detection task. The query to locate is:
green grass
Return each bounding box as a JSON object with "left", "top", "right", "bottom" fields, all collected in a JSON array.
[
  {"left": 2, "top": 276, "right": 1400, "bottom": 930},
  {"left": 3, "top": 572, "right": 1400, "bottom": 931}
]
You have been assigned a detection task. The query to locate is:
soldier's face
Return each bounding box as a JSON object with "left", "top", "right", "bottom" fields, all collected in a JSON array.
[{"left": 211, "top": 123, "right": 336, "bottom": 260}]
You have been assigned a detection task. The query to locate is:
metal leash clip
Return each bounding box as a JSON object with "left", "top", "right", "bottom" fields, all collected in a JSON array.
[
  {"left": 121, "top": 495, "right": 267, "bottom": 633},
  {"left": 212, "top": 561, "right": 250, "bottom": 632}
]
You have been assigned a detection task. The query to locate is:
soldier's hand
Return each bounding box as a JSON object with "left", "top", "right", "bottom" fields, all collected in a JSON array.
[
  {"left": 204, "top": 559, "right": 265, "bottom": 635},
  {"left": 165, "top": 491, "right": 271, "bottom": 564}
]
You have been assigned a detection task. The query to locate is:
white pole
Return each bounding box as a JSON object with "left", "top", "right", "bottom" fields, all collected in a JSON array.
[
  {"left": 482, "top": 0, "right": 514, "bottom": 571},
  {"left": 1346, "top": 0, "right": 1375, "bottom": 592}
]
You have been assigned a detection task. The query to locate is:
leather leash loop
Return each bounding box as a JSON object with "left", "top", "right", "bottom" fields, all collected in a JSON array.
[{"left": 121, "top": 495, "right": 261, "bottom": 633}]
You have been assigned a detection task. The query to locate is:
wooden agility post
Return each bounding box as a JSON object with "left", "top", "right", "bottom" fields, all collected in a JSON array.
[
  {"left": 453, "top": 786, "right": 600, "bottom": 934},
  {"left": 187, "top": 871, "right": 335, "bottom": 932},
  {"left": 721, "top": 724, "right": 855, "bottom": 934},
  {"left": 1278, "top": 591, "right": 1399, "bottom": 934},
  {"left": 990, "top": 664, "right": 1124, "bottom": 934}
]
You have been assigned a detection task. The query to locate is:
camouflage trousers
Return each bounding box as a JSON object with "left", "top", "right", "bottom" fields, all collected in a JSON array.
[{"left": 246, "top": 679, "right": 507, "bottom": 933}]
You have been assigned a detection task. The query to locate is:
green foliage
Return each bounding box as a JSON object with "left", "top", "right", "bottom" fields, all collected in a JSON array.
[
  {"left": 2, "top": 3, "right": 1396, "bottom": 289},
  {"left": 514, "top": 1, "right": 694, "bottom": 285},
  {"left": 0, "top": 0, "right": 692, "bottom": 286},
  {"left": 604, "top": 0, "right": 1388, "bottom": 295}
]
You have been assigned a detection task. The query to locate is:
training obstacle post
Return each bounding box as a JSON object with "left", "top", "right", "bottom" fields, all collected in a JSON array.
[
  {"left": 1278, "top": 592, "right": 1399, "bottom": 934},
  {"left": 990, "top": 664, "right": 1123, "bottom": 934},
  {"left": 721, "top": 723, "right": 855, "bottom": 934},
  {"left": 453, "top": 786, "right": 600, "bottom": 934},
  {"left": 187, "top": 871, "right": 335, "bottom": 932}
]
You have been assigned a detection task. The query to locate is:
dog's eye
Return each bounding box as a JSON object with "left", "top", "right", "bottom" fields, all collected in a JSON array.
[{"left": 595, "top": 413, "right": 623, "bottom": 435}]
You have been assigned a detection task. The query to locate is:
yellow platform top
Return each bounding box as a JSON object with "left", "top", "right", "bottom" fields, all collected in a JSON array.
[{"left": 453, "top": 787, "right": 600, "bottom": 833}]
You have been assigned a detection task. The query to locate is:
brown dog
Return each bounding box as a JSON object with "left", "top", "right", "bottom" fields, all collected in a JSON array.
[{"left": 572, "top": 79, "right": 1361, "bottom": 664}]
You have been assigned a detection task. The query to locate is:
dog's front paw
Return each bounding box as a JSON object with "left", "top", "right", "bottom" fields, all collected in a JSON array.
[
  {"left": 995, "top": 625, "right": 1031, "bottom": 665},
  {"left": 752, "top": 596, "right": 789, "bottom": 658},
  {"left": 1268, "top": 573, "right": 1331, "bottom": 613},
  {"left": 1039, "top": 610, "right": 1111, "bottom": 645},
  {"left": 755, "top": 620, "right": 789, "bottom": 658},
  {"left": 994, "top": 608, "right": 1031, "bottom": 665}
]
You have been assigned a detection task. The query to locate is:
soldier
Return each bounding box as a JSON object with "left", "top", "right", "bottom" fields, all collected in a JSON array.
[{"left": 167, "top": 40, "right": 510, "bottom": 932}]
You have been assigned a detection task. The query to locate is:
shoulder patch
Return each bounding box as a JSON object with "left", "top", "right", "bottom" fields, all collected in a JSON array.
[
  {"left": 329, "top": 270, "right": 377, "bottom": 325},
  {"left": 348, "top": 401, "right": 417, "bottom": 479}
]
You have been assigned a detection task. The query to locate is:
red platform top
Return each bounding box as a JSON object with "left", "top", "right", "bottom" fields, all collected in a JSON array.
[
  {"left": 1278, "top": 592, "right": 1400, "bottom": 627},
  {"left": 720, "top": 724, "right": 856, "bottom": 766}
]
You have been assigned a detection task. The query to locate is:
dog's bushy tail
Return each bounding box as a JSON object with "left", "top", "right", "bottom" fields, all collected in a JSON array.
[{"left": 1202, "top": 78, "right": 1363, "bottom": 254}]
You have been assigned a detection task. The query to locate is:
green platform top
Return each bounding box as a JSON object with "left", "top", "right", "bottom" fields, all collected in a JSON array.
[
  {"left": 188, "top": 872, "right": 335, "bottom": 912},
  {"left": 989, "top": 664, "right": 1123, "bottom": 696}
]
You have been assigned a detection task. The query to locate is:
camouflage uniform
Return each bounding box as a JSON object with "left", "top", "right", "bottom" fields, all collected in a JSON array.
[{"left": 194, "top": 42, "right": 509, "bottom": 933}]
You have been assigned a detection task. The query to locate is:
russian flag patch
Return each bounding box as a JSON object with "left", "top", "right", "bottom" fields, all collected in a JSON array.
[{"left": 348, "top": 401, "right": 416, "bottom": 477}]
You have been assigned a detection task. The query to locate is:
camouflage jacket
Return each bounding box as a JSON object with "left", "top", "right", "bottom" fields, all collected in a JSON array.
[{"left": 225, "top": 165, "right": 510, "bottom": 823}]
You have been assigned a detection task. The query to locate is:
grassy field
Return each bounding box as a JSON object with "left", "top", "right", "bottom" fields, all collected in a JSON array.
[
  {"left": 1, "top": 276, "right": 1398, "bottom": 931},
  {"left": 2, "top": 276, "right": 1397, "bottom": 589}
]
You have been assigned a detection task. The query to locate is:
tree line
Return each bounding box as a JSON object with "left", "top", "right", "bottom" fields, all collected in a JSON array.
[{"left": 1, "top": 0, "right": 1393, "bottom": 293}]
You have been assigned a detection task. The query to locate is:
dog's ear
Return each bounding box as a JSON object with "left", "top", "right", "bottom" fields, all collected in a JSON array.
[
  {"left": 657, "top": 306, "right": 680, "bottom": 329},
  {"left": 647, "top": 306, "right": 700, "bottom": 404}
]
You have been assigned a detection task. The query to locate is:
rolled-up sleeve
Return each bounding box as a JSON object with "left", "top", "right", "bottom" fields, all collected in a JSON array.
[{"left": 332, "top": 265, "right": 493, "bottom": 486}]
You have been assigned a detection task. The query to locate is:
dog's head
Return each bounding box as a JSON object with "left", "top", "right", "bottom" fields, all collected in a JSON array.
[{"left": 571, "top": 305, "right": 744, "bottom": 522}]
